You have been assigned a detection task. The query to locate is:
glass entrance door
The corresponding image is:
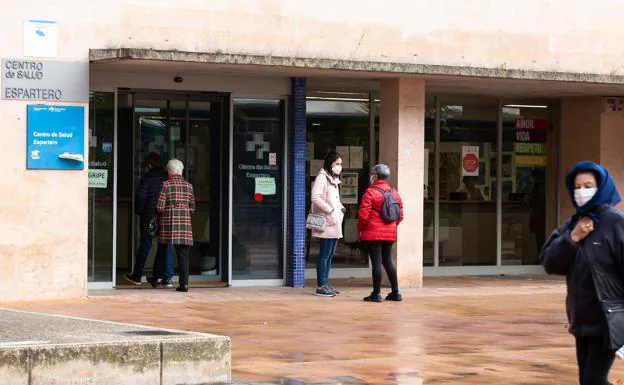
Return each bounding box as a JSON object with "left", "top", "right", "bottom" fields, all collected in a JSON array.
[
  {"left": 88, "top": 91, "right": 116, "bottom": 286},
  {"left": 118, "top": 92, "right": 228, "bottom": 285}
]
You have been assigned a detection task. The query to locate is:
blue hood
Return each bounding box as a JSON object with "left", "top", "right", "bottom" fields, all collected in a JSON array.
[{"left": 565, "top": 161, "right": 621, "bottom": 224}]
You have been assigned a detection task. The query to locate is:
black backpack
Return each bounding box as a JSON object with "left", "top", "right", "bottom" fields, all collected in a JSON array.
[{"left": 371, "top": 186, "right": 401, "bottom": 223}]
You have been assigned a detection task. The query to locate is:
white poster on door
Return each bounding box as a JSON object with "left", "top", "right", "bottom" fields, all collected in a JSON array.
[
  {"left": 461, "top": 146, "right": 480, "bottom": 177},
  {"left": 88, "top": 169, "right": 108, "bottom": 189},
  {"left": 349, "top": 146, "right": 364, "bottom": 169},
  {"left": 340, "top": 172, "right": 359, "bottom": 204},
  {"left": 336, "top": 146, "right": 350, "bottom": 168}
]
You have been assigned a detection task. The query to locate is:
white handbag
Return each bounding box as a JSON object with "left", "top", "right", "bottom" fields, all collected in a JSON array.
[
  {"left": 306, "top": 173, "right": 330, "bottom": 231},
  {"left": 306, "top": 212, "right": 326, "bottom": 231}
]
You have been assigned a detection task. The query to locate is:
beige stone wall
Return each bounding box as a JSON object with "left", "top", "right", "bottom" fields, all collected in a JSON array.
[
  {"left": 2, "top": 0, "right": 624, "bottom": 75},
  {"left": 600, "top": 112, "right": 624, "bottom": 211},
  {"left": 0, "top": 101, "right": 88, "bottom": 301},
  {"left": 559, "top": 97, "right": 624, "bottom": 223},
  {"left": 559, "top": 98, "right": 603, "bottom": 220}
]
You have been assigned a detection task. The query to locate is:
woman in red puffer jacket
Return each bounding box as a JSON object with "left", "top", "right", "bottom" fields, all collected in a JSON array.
[{"left": 358, "top": 163, "right": 404, "bottom": 303}]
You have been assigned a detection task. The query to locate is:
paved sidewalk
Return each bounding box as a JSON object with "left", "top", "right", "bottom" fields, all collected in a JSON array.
[{"left": 4, "top": 276, "right": 624, "bottom": 384}]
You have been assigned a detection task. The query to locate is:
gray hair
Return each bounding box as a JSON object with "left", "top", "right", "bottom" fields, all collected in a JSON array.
[
  {"left": 167, "top": 158, "right": 184, "bottom": 175},
  {"left": 371, "top": 164, "right": 391, "bottom": 180}
]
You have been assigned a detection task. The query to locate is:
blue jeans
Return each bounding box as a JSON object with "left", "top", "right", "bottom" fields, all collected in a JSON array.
[
  {"left": 133, "top": 218, "right": 173, "bottom": 279},
  {"left": 316, "top": 238, "right": 338, "bottom": 287}
]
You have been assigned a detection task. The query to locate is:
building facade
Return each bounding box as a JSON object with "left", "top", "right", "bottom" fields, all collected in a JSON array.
[{"left": 3, "top": 1, "right": 624, "bottom": 301}]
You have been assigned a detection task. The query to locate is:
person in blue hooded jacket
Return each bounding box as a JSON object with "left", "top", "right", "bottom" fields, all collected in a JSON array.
[{"left": 540, "top": 161, "right": 624, "bottom": 385}]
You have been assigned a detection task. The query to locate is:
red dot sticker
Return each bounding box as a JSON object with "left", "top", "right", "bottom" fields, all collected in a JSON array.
[
  {"left": 254, "top": 193, "right": 263, "bottom": 202},
  {"left": 462, "top": 153, "right": 479, "bottom": 173}
]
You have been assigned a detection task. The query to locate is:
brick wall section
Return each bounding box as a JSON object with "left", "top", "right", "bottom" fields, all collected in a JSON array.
[{"left": 287, "top": 77, "right": 307, "bottom": 287}]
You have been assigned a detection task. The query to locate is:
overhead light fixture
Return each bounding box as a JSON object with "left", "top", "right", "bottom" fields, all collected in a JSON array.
[
  {"left": 306, "top": 96, "right": 369, "bottom": 102},
  {"left": 312, "top": 123, "right": 321, "bottom": 126},
  {"left": 504, "top": 104, "right": 548, "bottom": 109}
]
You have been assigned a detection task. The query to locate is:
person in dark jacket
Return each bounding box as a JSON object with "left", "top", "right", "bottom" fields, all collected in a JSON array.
[
  {"left": 124, "top": 153, "right": 172, "bottom": 287},
  {"left": 357, "top": 164, "right": 404, "bottom": 303},
  {"left": 540, "top": 161, "right": 624, "bottom": 385}
]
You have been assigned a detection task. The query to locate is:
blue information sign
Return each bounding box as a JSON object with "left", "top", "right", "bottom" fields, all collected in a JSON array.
[{"left": 26, "top": 105, "right": 85, "bottom": 170}]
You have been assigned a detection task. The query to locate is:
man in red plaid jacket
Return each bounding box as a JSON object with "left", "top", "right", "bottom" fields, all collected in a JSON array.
[{"left": 154, "top": 158, "right": 195, "bottom": 292}]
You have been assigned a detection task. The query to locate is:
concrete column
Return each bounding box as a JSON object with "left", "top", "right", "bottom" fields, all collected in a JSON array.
[
  {"left": 559, "top": 97, "right": 624, "bottom": 220},
  {"left": 379, "top": 78, "right": 425, "bottom": 288}
]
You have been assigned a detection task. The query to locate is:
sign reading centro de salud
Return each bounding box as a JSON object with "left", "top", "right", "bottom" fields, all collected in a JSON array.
[
  {"left": 2, "top": 59, "right": 88, "bottom": 102},
  {"left": 27, "top": 105, "right": 85, "bottom": 170}
]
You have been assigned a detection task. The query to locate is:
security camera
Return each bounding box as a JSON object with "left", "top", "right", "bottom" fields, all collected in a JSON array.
[{"left": 174, "top": 76, "right": 183, "bottom": 83}]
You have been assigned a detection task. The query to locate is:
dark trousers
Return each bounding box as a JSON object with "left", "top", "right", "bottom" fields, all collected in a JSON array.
[
  {"left": 154, "top": 244, "right": 191, "bottom": 287},
  {"left": 575, "top": 335, "right": 615, "bottom": 385},
  {"left": 366, "top": 241, "right": 399, "bottom": 295}
]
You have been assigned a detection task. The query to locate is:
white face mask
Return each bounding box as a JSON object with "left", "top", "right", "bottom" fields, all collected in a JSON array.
[
  {"left": 332, "top": 165, "right": 342, "bottom": 175},
  {"left": 574, "top": 187, "right": 597, "bottom": 207}
]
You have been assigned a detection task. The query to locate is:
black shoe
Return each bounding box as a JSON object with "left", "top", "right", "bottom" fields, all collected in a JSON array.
[
  {"left": 146, "top": 276, "right": 161, "bottom": 289},
  {"left": 385, "top": 292, "right": 403, "bottom": 302},
  {"left": 161, "top": 279, "right": 173, "bottom": 288},
  {"left": 363, "top": 293, "right": 382, "bottom": 303},
  {"left": 329, "top": 287, "right": 340, "bottom": 295},
  {"left": 176, "top": 285, "right": 188, "bottom": 292},
  {"left": 124, "top": 273, "right": 141, "bottom": 286}
]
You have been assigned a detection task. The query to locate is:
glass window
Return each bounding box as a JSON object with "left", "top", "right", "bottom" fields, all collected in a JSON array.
[
  {"left": 88, "top": 91, "right": 115, "bottom": 282},
  {"left": 501, "top": 103, "right": 550, "bottom": 265},
  {"left": 305, "top": 94, "right": 371, "bottom": 268},
  {"left": 423, "top": 96, "right": 436, "bottom": 266},
  {"left": 232, "top": 99, "right": 285, "bottom": 279},
  {"left": 438, "top": 97, "right": 498, "bottom": 266}
]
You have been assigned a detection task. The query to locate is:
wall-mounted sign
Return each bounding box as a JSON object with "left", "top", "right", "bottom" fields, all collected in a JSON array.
[
  {"left": 515, "top": 155, "right": 547, "bottom": 167},
  {"left": 23, "top": 20, "right": 58, "bottom": 58},
  {"left": 461, "top": 146, "right": 480, "bottom": 177},
  {"left": 514, "top": 118, "right": 547, "bottom": 143},
  {"left": 88, "top": 169, "right": 108, "bottom": 188},
  {"left": 26, "top": 105, "right": 85, "bottom": 170},
  {"left": 514, "top": 142, "right": 547, "bottom": 155},
  {"left": 245, "top": 134, "right": 270, "bottom": 160},
  {"left": 2, "top": 59, "right": 88, "bottom": 102}
]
